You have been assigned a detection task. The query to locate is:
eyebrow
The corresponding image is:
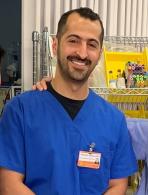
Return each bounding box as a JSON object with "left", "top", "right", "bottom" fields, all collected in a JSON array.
[{"left": 66, "top": 34, "right": 100, "bottom": 46}]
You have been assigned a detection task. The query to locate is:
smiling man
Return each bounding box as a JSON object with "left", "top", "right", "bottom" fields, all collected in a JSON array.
[{"left": 0, "top": 7, "right": 137, "bottom": 195}]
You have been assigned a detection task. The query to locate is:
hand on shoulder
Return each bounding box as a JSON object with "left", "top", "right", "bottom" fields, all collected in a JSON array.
[{"left": 32, "top": 76, "right": 52, "bottom": 91}]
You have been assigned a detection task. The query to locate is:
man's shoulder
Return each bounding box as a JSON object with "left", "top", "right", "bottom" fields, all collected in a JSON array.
[
  {"left": 6, "top": 90, "right": 48, "bottom": 108},
  {"left": 20, "top": 89, "right": 45, "bottom": 98},
  {"left": 90, "top": 89, "right": 124, "bottom": 118}
]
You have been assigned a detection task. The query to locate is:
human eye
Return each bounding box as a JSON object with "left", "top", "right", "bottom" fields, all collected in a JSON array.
[
  {"left": 68, "top": 38, "right": 78, "bottom": 43},
  {"left": 88, "top": 42, "right": 98, "bottom": 49},
  {"left": 88, "top": 40, "right": 99, "bottom": 49},
  {"left": 89, "top": 43, "right": 96, "bottom": 48}
]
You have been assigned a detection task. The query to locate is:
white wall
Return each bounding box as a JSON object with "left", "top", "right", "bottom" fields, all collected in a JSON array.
[
  {"left": 22, "top": 0, "right": 36, "bottom": 90},
  {"left": 22, "top": 0, "right": 148, "bottom": 90}
]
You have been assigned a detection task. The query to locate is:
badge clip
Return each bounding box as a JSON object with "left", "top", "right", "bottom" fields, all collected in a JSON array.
[{"left": 89, "top": 142, "right": 95, "bottom": 152}]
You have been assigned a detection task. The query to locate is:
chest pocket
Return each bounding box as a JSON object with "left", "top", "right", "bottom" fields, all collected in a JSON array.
[{"left": 78, "top": 145, "right": 112, "bottom": 194}]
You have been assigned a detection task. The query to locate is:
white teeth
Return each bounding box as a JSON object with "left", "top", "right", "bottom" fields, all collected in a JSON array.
[{"left": 72, "top": 60, "right": 85, "bottom": 66}]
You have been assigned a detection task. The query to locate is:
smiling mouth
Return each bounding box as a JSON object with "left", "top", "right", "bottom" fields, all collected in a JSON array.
[
  {"left": 71, "top": 60, "right": 86, "bottom": 66},
  {"left": 67, "top": 56, "right": 91, "bottom": 66}
]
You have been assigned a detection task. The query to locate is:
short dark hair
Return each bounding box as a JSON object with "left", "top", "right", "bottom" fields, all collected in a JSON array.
[
  {"left": 0, "top": 46, "right": 5, "bottom": 63},
  {"left": 56, "top": 7, "right": 104, "bottom": 47}
]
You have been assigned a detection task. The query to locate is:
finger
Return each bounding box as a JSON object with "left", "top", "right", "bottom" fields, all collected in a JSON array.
[
  {"left": 34, "top": 81, "right": 44, "bottom": 91},
  {"left": 43, "top": 76, "right": 52, "bottom": 82},
  {"left": 32, "top": 85, "right": 37, "bottom": 90},
  {"left": 40, "top": 76, "right": 53, "bottom": 90},
  {"left": 40, "top": 79, "right": 47, "bottom": 90},
  {"left": 37, "top": 81, "right": 44, "bottom": 91},
  {"left": 32, "top": 76, "right": 52, "bottom": 91}
]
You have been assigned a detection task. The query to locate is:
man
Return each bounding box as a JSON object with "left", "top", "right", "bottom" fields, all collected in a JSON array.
[{"left": 0, "top": 7, "right": 137, "bottom": 195}]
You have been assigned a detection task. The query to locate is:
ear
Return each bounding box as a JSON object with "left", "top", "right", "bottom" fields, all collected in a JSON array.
[
  {"left": 98, "top": 48, "right": 103, "bottom": 59},
  {"left": 100, "top": 48, "right": 103, "bottom": 55},
  {"left": 52, "top": 37, "right": 58, "bottom": 56}
]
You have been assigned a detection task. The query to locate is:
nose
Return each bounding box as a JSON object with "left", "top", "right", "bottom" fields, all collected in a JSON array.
[{"left": 76, "top": 42, "right": 88, "bottom": 59}]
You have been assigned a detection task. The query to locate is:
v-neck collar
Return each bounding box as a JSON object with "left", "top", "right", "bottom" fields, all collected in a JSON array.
[
  {"left": 47, "top": 82, "right": 85, "bottom": 120},
  {"left": 44, "top": 89, "right": 95, "bottom": 124}
]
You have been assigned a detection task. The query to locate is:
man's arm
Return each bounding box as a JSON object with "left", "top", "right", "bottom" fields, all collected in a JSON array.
[
  {"left": 104, "top": 178, "right": 128, "bottom": 195},
  {"left": 0, "top": 168, "right": 35, "bottom": 195}
]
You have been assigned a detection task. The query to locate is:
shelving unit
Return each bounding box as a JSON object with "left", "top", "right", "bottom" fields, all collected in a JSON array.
[
  {"left": 100, "top": 36, "right": 148, "bottom": 121},
  {"left": 104, "top": 47, "right": 148, "bottom": 87},
  {"left": 91, "top": 87, "right": 148, "bottom": 118},
  {"left": 103, "top": 36, "right": 148, "bottom": 89},
  {"left": 104, "top": 36, "right": 148, "bottom": 51}
]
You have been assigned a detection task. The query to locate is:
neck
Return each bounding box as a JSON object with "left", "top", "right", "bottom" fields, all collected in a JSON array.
[{"left": 52, "top": 70, "right": 89, "bottom": 100}]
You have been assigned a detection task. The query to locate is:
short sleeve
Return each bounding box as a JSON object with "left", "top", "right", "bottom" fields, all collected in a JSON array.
[
  {"left": 110, "top": 115, "right": 138, "bottom": 179},
  {"left": 0, "top": 97, "right": 25, "bottom": 174}
]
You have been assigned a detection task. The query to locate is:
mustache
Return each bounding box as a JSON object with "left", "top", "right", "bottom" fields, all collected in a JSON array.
[{"left": 67, "top": 55, "right": 91, "bottom": 65}]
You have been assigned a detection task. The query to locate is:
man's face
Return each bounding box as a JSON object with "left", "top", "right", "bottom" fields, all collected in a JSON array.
[{"left": 55, "top": 13, "right": 102, "bottom": 83}]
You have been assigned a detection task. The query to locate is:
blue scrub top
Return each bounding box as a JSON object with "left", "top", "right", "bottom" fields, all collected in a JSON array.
[{"left": 0, "top": 90, "right": 137, "bottom": 195}]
